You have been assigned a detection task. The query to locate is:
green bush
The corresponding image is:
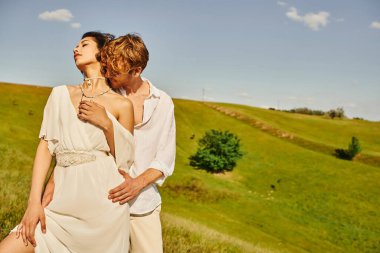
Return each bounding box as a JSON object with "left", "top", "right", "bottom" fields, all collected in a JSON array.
[
  {"left": 285, "top": 107, "right": 325, "bottom": 116},
  {"left": 335, "top": 136, "right": 362, "bottom": 160},
  {"left": 189, "top": 130, "right": 243, "bottom": 173},
  {"left": 327, "top": 107, "right": 345, "bottom": 119}
]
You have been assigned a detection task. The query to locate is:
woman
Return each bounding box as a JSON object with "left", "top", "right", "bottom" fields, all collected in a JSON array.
[{"left": 0, "top": 32, "right": 134, "bottom": 253}]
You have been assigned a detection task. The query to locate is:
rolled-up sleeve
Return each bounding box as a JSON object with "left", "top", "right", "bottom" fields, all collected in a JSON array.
[{"left": 148, "top": 105, "right": 176, "bottom": 186}]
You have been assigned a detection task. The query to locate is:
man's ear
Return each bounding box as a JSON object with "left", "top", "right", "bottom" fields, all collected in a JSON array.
[{"left": 132, "top": 67, "right": 143, "bottom": 77}]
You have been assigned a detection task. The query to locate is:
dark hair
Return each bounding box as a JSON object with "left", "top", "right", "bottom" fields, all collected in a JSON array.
[
  {"left": 81, "top": 31, "right": 115, "bottom": 61},
  {"left": 82, "top": 31, "right": 115, "bottom": 50}
]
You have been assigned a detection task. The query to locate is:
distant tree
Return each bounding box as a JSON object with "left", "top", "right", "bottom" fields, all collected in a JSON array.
[
  {"left": 327, "top": 109, "right": 337, "bottom": 119},
  {"left": 335, "top": 107, "right": 345, "bottom": 118},
  {"left": 335, "top": 136, "right": 362, "bottom": 160},
  {"left": 327, "top": 107, "right": 345, "bottom": 119},
  {"left": 189, "top": 130, "right": 244, "bottom": 173}
]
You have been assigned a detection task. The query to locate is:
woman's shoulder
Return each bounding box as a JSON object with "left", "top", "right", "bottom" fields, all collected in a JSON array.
[
  {"left": 63, "top": 84, "right": 81, "bottom": 93},
  {"left": 50, "top": 84, "right": 79, "bottom": 94},
  {"left": 115, "top": 94, "right": 133, "bottom": 112},
  {"left": 107, "top": 93, "right": 133, "bottom": 119},
  {"left": 109, "top": 92, "right": 133, "bottom": 107}
]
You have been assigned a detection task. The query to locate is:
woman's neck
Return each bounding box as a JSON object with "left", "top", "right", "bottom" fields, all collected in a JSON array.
[{"left": 82, "top": 67, "right": 108, "bottom": 90}]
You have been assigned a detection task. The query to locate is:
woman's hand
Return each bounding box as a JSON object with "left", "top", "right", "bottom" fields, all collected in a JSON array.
[
  {"left": 78, "top": 101, "right": 112, "bottom": 130},
  {"left": 16, "top": 202, "right": 46, "bottom": 247}
]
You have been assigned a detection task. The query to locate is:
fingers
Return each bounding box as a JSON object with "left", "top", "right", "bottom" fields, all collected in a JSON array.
[
  {"left": 79, "top": 100, "right": 94, "bottom": 107},
  {"left": 114, "top": 192, "right": 134, "bottom": 204},
  {"left": 109, "top": 186, "right": 128, "bottom": 199},
  {"left": 16, "top": 224, "right": 22, "bottom": 238},
  {"left": 81, "top": 100, "right": 104, "bottom": 108},
  {"left": 77, "top": 111, "right": 90, "bottom": 122},
  {"left": 26, "top": 221, "right": 37, "bottom": 247},
  {"left": 80, "top": 100, "right": 106, "bottom": 111},
  {"left": 78, "top": 107, "right": 91, "bottom": 116},
  {"left": 78, "top": 102, "right": 92, "bottom": 111},
  {"left": 40, "top": 212, "right": 47, "bottom": 234},
  {"left": 108, "top": 182, "right": 126, "bottom": 195},
  {"left": 22, "top": 222, "right": 28, "bottom": 246}
]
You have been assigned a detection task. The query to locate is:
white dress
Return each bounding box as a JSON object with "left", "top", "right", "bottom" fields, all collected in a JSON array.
[{"left": 33, "top": 85, "right": 134, "bottom": 253}]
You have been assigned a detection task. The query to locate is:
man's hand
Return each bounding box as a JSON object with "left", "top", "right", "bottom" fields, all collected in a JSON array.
[
  {"left": 108, "top": 170, "right": 144, "bottom": 205},
  {"left": 78, "top": 101, "right": 112, "bottom": 130},
  {"left": 42, "top": 178, "right": 55, "bottom": 208}
]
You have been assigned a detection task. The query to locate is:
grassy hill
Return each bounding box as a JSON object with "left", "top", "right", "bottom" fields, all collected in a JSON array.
[{"left": 1, "top": 82, "right": 380, "bottom": 252}]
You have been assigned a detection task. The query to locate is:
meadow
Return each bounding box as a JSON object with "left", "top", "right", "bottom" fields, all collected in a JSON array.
[{"left": 1, "top": 82, "right": 380, "bottom": 252}]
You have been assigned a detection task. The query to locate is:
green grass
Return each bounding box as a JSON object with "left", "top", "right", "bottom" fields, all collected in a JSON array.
[
  {"left": 1, "top": 83, "right": 380, "bottom": 252},
  {"left": 211, "top": 102, "right": 380, "bottom": 157}
]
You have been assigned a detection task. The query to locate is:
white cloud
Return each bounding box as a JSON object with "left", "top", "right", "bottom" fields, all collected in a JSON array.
[
  {"left": 370, "top": 21, "right": 380, "bottom": 29},
  {"left": 38, "top": 9, "right": 74, "bottom": 22},
  {"left": 71, "top": 22, "right": 81, "bottom": 29},
  {"left": 286, "top": 7, "right": 303, "bottom": 22},
  {"left": 237, "top": 92, "right": 252, "bottom": 98},
  {"left": 286, "top": 7, "right": 330, "bottom": 31},
  {"left": 277, "top": 1, "right": 287, "bottom": 7}
]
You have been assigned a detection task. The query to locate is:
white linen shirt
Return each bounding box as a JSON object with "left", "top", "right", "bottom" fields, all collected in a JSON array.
[{"left": 119, "top": 78, "right": 176, "bottom": 215}]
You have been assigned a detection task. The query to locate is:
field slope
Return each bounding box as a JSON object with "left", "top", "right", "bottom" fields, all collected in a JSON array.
[{"left": 1, "top": 83, "right": 380, "bottom": 252}]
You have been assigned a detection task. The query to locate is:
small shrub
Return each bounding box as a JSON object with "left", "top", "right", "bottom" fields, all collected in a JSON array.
[
  {"left": 335, "top": 136, "right": 362, "bottom": 160},
  {"left": 285, "top": 107, "right": 325, "bottom": 116},
  {"left": 189, "top": 130, "right": 243, "bottom": 173}
]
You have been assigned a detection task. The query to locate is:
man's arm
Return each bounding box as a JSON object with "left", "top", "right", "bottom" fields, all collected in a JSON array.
[
  {"left": 109, "top": 103, "right": 176, "bottom": 204},
  {"left": 109, "top": 168, "right": 163, "bottom": 205},
  {"left": 146, "top": 104, "right": 176, "bottom": 186}
]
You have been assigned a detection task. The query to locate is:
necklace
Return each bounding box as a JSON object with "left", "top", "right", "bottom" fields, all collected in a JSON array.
[
  {"left": 84, "top": 76, "right": 106, "bottom": 87},
  {"left": 79, "top": 77, "right": 111, "bottom": 101}
]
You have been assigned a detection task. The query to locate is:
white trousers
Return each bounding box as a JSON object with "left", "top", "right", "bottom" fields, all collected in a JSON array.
[{"left": 129, "top": 205, "right": 163, "bottom": 253}]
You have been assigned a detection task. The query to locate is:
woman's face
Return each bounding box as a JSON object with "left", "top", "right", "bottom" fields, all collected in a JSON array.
[{"left": 73, "top": 37, "right": 99, "bottom": 70}]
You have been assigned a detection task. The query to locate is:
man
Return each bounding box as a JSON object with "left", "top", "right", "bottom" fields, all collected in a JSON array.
[{"left": 43, "top": 33, "right": 176, "bottom": 253}]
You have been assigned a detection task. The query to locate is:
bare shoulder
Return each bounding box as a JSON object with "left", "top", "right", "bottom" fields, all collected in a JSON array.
[
  {"left": 65, "top": 84, "right": 81, "bottom": 95},
  {"left": 108, "top": 92, "right": 134, "bottom": 114}
]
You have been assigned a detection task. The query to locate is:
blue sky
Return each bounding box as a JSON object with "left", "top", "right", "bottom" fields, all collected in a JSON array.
[{"left": 0, "top": 0, "right": 379, "bottom": 121}]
